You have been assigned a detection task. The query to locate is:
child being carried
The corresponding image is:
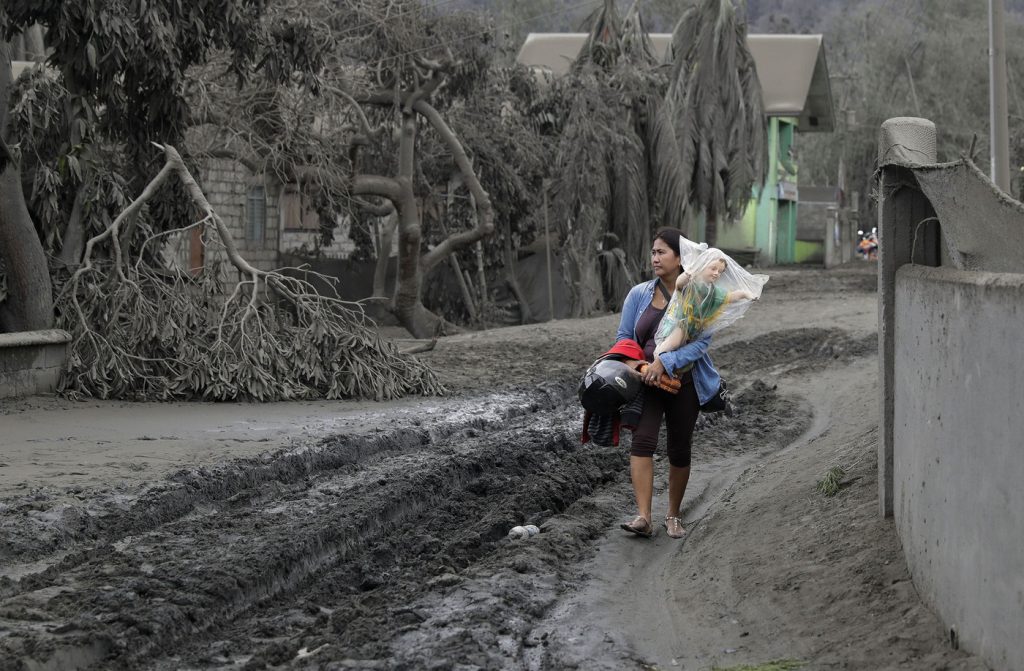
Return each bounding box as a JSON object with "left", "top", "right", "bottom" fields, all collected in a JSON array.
[{"left": 653, "top": 241, "right": 768, "bottom": 358}]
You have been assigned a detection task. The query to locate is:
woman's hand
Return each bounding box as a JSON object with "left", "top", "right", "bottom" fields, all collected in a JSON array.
[{"left": 643, "top": 357, "right": 666, "bottom": 385}]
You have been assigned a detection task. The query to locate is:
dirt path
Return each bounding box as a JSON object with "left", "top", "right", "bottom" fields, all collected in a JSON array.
[
  {"left": 0, "top": 266, "right": 987, "bottom": 670},
  {"left": 533, "top": 358, "right": 985, "bottom": 670}
]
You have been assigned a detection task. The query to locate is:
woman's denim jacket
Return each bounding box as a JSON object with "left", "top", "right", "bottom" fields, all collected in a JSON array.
[{"left": 615, "top": 279, "right": 721, "bottom": 405}]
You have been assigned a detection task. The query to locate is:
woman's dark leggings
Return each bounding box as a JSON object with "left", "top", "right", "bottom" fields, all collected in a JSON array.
[{"left": 630, "top": 377, "right": 700, "bottom": 468}]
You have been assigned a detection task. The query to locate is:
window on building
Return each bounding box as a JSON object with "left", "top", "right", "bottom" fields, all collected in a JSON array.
[
  {"left": 246, "top": 185, "right": 266, "bottom": 243},
  {"left": 280, "top": 184, "right": 320, "bottom": 231}
]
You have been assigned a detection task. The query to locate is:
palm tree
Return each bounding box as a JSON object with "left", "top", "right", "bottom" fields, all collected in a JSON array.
[
  {"left": 552, "top": 0, "right": 764, "bottom": 315},
  {"left": 664, "top": 0, "right": 766, "bottom": 246},
  {"left": 553, "top": 0, "right": 660, "bottom": 315}
]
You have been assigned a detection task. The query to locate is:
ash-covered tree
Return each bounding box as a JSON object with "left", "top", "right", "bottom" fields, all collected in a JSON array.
[
  {"left": 417, "top": 62, "right": 554, "bottom": 326},
  {"left": 274, "top": 0, "right": 556, "bottom": 334},
  {"left": 551, "top": 0, "right": 765, "bottom": 316},
  {"left": 0, "top": 1, "right": 446, "bottom": 400},
  {"left": 326, "top": 2, "right": 503, "bottom": 338},
  {"left": 663, "top": 0, "right": 766, "bottom": 246},
  {"left": 0, "top": 37, "right": 52, "bottom": 332},
  {"left": 552, "top": 1, "right": 675, "bottom": 316}
]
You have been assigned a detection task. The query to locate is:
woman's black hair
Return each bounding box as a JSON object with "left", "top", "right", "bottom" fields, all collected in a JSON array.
[{"left": 653, "top": 227, "right": 686, "bottom": 264}]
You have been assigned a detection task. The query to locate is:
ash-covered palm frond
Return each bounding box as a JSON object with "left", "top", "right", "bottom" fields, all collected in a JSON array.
[
  {"left": 647, "top": 92, "right": 692, "bottom": 235},
  {"left": 620, "top": 1, "right": 658, "bottom": 67},
  {"left": 664, "top": 0, "right": 766, "bottom": 244},
  {"left": 609, "top": 99, "right": 650, "bottom": 278},
  {"left": 551, "top": 77, "right": 626, "bottom": 316},
  {"left": 559, "top": 0, "right": 672, "bottom": 313},
  {"left": 554, "top": 0, "right": 764, "bottom": 315},
  {"left": 574, "top": 0, "right": 623, "bottom": 72},
  {"left": 605, "top": 57, "right": 665, "bottom": 269}
]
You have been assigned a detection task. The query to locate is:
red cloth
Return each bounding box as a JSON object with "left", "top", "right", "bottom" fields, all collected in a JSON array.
[
  {"left": 599, "top": 338, "right": 645, "bottom": 362},
  {"left": 580, "top": 409, "right": 621, "bottom": 446}
]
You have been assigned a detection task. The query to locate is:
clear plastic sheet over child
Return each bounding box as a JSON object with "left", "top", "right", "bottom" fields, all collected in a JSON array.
[{"left": 654, "top": 236, "right": 769, "bottom": 353}]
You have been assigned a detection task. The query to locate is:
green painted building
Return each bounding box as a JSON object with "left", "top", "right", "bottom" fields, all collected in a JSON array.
[
  {"left": 518, "top": 33, "right": 835, "bottom": 265},
  {"left": 714, "top": 115, "right": 801, "bottom": 265}
]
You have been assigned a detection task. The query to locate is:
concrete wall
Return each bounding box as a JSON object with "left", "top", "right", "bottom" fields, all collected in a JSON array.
[
  {"left": 0, "top": 330, "right": 71, "bottom": 398},
  {"left": 879, "top": 117, "right": 1024, "bottom": 670},
  {"left": 797, "top": 197, "right": 831, "bottom": 240},
  {"left": 717, "top": 197, "right": 757, "bottom": 252},
  {"left": 793, "top": 239, "right": 823, "bottom": 264},
  {"left": 893, "top": 265, "right": 1024, "bottom": 670},
  {"left": 824, "top": 207, "right": 856, "bottom": 269}
]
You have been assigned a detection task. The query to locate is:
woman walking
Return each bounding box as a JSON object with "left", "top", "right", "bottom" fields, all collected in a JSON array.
[{"left": 614, "top": 228, "right": 723, "bottom": 539}]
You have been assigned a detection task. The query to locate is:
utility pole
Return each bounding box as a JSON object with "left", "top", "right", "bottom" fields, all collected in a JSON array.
[
  {"left": 542, "top": 179, "right": 554, "bottom": 321},
  {"left": 989, "top": 0, "right": 1011, "bottom": 191}
]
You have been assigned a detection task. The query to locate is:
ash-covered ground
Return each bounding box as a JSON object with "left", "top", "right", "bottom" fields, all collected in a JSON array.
[{"left": 0, "top": 266, "right": 986, "bottom": 670}]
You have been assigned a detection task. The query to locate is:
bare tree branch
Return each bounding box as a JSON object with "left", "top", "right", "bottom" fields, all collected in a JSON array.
[
  {"left": 353, "top": 197, "right": 394, "bottom": 217},
  {"left": 415, "top": 99, "right": 494, "bottom": 272}
]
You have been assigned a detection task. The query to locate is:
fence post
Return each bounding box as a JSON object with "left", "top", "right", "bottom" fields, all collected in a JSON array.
[{"left": 876, "top": 117, "right": 939, "bottom": 518}]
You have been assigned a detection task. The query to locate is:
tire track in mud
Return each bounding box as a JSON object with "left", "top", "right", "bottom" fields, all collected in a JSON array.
[
  {"left": 0, "top": 328, "right": 875, "bottom": 671},
  {"left": 0, "top": 388, "right": 565, "bottom": 566},
  {"left": 0, "top": 387, "right": 619, "bottom": 670}
]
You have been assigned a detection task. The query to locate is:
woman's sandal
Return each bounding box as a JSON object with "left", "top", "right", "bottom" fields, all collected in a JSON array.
[
  {"left": 664, "top": 516, "right": 686, "bottom": 539},
  {"left": 620, "top": 515, "right": 655, "bottom": 538}
]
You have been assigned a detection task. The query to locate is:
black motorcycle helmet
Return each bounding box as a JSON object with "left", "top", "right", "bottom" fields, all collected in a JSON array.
[{"left": 578, "top": 359, "right": 642, "bottom": 413}]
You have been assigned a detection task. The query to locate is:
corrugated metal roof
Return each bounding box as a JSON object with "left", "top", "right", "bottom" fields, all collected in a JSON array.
[{"left": 517, "top": 33, "right": 834, "bottom": 133}]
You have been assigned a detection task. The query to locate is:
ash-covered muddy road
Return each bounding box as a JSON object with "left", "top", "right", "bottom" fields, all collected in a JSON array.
[{"left": 0, "top": 268, "right": 985, "bottom": 670}]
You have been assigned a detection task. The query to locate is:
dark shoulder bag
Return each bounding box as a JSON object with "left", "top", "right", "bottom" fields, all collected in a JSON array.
[{"left": 700, "top": 378, "right": 732, "bottom": 413}]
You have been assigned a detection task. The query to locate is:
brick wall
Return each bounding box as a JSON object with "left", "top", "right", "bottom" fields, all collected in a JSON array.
[
  {"left": 162, "top": 158, "right": 282, "bottom": 292},
  {"left": 280, "top": 219, "right": 356, "bottom": 260},
  {"left": 203, "top": 159, "right": 280, "bottom": 275},
  {"left": 162, "top": 159, "right": 374, "bottom": 294}
]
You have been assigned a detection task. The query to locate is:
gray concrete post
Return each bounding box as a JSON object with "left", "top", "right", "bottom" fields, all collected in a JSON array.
[
  {"left": 824, "top": 206, "right": 837, "bottom": 268},
  {"left": 989, "top": 0, "right": 1012, "bottom": 191},
  {"left": 876, "top": 118, "right": 939, "bottom": 517}
]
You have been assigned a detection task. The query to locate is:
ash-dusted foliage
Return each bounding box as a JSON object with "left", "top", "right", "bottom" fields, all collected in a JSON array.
[
  {"left": 55, "top": 262, "right": 442, "bottom": 402},
  {"left": 552, "top": 1, "right": 674, "bottom": 315},
  {"left": 55, "top": 146, "right": 443, "bottom": 402},
  {"left": 551, "top": 0, "right": 766, "bottom": 311},
  {"left": 665, "top": 0, "right": 766, "bottom": 244},
  {"left": 1, "top": 0, "right": 455, "bottom": 399},
  {"left": 419, "top": 63, "right": 555, "bottom": 325},
  {"left": 552, "top": 73, "right": 638, "bottom": 316}
]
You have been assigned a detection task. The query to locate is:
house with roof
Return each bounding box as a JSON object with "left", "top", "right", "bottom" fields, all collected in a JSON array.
[{"left": 517, "top": 33, "right": 835, "bottom": 265}]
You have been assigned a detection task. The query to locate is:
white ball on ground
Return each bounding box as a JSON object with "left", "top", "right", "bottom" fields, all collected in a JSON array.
[
  {"left": 508, "top": 526, "right": 529, "bottom": 540},
  {"left": 524, "top": 524, "right": 540, "bottom": 537}
]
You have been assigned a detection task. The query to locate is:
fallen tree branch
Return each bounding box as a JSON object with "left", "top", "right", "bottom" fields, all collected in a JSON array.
[{"left": 54, "top": 143, "right": 445, "bottom": 402}]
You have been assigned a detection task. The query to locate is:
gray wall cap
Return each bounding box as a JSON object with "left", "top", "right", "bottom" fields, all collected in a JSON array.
[
  {"left": 878, "top": 117, "right": 937, "bottom": 167},
  {"left": 0, "top": 329, "right": 72, "bottom": 348}
]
